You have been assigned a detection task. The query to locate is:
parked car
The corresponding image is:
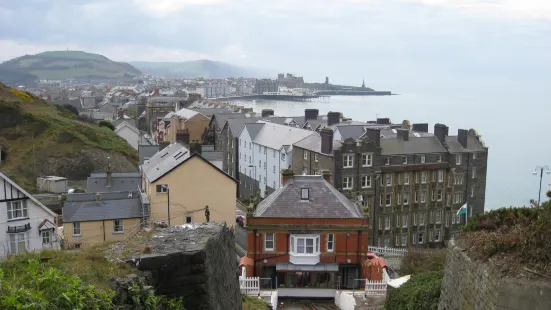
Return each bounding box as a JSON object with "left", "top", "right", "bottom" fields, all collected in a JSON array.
[{"left": 236, "top": 209, "right": 246, "bottom": 227}]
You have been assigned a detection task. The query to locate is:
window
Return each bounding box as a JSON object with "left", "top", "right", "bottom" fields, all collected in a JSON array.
[
  {"left": 343, "top": 177, "right": 353, "bottom": 190},
  {"left": 156, "top": 184, "right": 168, "bottom": 193},
  {"left": 418, "top": 232, "right": 424, "bottom": 244},
  {"left": 249, "top": 142, "right": 251, "bottom": 149},
  {"left": 429, "top": 230, "right": 434, "bottom": 242},
  {"left": 404, "top": 173, "right": 410, "bottom": 185},
  {"left": 378, "top": 216, "right": 383, "bottom": 229},
  {"left": 401, "top": 234, "right": 407, "bottom": 246},
  {"left": 473, "top": 153, "right": 477, "bottom": 159},
  {"left": 472, "top": 167, "right": 477, "bottom": 179},
  {"left": 403, "top": 192, "right": 409, "bottom": 205},
  {"left": 395, "top": 235, "right": 400, "bottom": 246},
  {"left": 432, "top": 171, "right": 436, "bottom": 182},
  {"left": 304, "top": 150, "right": 308, "bottom": 160},
  {"left": 420, "top": 155, "right": 426, "bottom": 163},
  {"left": 412, "top": 233, "right": 417, "bottom": 244},
  {"left": 385, "top": 158, "right": 390, "bottom": 166},
  {"left": 259, "top": 145, "right": 262, "bottom": 152},
  {"left": 281, "top": 153, "right": 286, "bottom": 161},
  {"left": 430, "top": 210, "right": 434, "bottom": 223},
  {"left": 454, "top": 174, "right": 464, "bottom": 185},
  {"left": 454, "top": 192, "right": 463, "bottom": 204},
  {"left": 362, "top": 154, "right": 373, "bottom": 167},
  {"left": 314, "top": 154, "right": 318, "bottom": 162},
  {"left": 414, "top": 191, "right": 419, "bottom": 203},
  {"left": 273, "top": 165, "right": 276, "bottom": 173},
  {"left": 7, "top": 200, "right": 28, "bottom": 220},
  {"left": 327, "top": 234, "right": 334, "bottom": 252},
  {"left": 438, "top": 155, "right": 442, "bottom": 162},
  {"left": 435, "top": 210, "right": 442, "bottom": 223},
  {"left": 384, "top": 235, "right": 390, "bottom": 247},
  {"left": 343, "top": 155, "right": 354, "bottom": 168},
  {"left": 42, "top": 231, "right": 51, "bottom": 244},
  {"left": 9, "top": 233, "right": 26, "bottom": 254},
  {"left": 186, "top": 216, "right": 192, "bottom": 223},
  {"left": 264, "top": 233, "right": 274, "bottom": 251},
  {"left": 113, "top": 219, "right": 124, "bottom": 233},
  {"left": 73, "top": 222, "right": 81, "bottom": 236},
  {"left": 264, "top": 162, "right": 267, "bottom": 169},
  {"left": 437, "top": 190, "right": 443, "bottom": 201},
  {"left": 301, "top": 188, "right": 309, "bottom": 200},
  {"left": 386, "top": 174, "right": 392, "bottom": 186},
  {"left": 259, "top": 160, "right": 261, "bottom": 167},
  {"left": 385, "top": 194, "right": 392, "bottom": 206},
  {"left": 396, "top": 192, "right": 402, "bottom": 205},
  {"left": 446, "top": 212, "right": 450, "bottom": 227},
  {"left": 396, "top": 214, "right": 400, "bottom": 228},
  {"left": 385, "top": 215, "right": 391, "bottom": 229},
  {"left": 421, "top": 172, "right": 427, "bottom": 184},
  {"left": 421, "top": 191, "right": 427, "bottom": 203},
  {"left": 456, "top": 154, "right": 462, "bottom": 165},
  {"left": 471, "top": 185, "right": 475, "bottom": 197},
  {"left": 273, "top": 150, "right": 276, "bottom": 158},
  {"left": 438, "top": 170, "right": 444, "bottom": 182},
  {"left": 295, "top": 236, "right": 318, "bottom": 254},
  {"left": 452, "top": 212, "right": 456, "bottom": 224},
  {"left": 435, "top": 229, "right": 441, "bottom": 242},
  {"left": 264, "top": 147, "right": 266, "bottom": 154},
  {"left": 419, "top": 212, "right": 426, "bottom": 225},
  {"left": 415, "top": 172, "right": 419, "bottom": 184},
  {"left": 403, "top": 156, "right": 408, "bottom": 164},
  {"left": 361, "top": 175, "right": 372, "bottom": 188},
  {"left": 402, "top": 214, "right": 408, "bottom": 228}
]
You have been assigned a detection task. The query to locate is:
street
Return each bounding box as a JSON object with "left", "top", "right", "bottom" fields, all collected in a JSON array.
[{"left": 235, "top": 224, "right": 247, "bottom": 257}]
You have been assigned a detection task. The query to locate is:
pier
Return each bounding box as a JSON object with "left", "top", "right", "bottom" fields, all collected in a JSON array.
[{"left": 210, "top": 94, "right": 330, "bottom": 102}]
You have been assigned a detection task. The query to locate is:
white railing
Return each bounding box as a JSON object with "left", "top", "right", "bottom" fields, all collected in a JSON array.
[
  {"left": 239, "top": 277, "right": 260, "bottom": 296},
  {"left": 365, "top": 280, "right": 387, "bottom": 296},
  {"left": 368, "top": 246, "right": 407, "bottom": 256}
]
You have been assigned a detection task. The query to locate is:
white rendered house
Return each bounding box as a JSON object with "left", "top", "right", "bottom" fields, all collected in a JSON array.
[{"left": 0, "top": 172, "right": 60, "bottom": 259}]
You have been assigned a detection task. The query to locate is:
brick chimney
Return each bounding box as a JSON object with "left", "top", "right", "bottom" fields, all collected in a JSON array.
[
  {"left": 281, "top": 169, "right": 294, "bottom": 185},
  {"left": 327, "top": 112, "right": 341, "bottom": 126},
  {"left": 397, "top": 129, "right": 409, "bottom": 141},
  {"left": 458, "top": 129, "right": 468, "bottom": 148},
  {"left": 434, "top": 124, "right": 449, "bottom": 143},
  {"left": 261, "top": 109, "right": 274, "bottom": 117},
  {"left": 305, "top": 109, "right": 319, "bottom": 121},
  {"left": 412, "top": 123, "right": 428, "bottom": 132},
  {"left": 322, "top": 170, "right": 332, "bottom": 183}
]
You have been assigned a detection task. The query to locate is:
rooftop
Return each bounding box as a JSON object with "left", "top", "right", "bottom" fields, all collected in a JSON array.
[
  {"left": 141, "top": 142, "right": 191, "bottom": 182},
  {"left": 63, "top": 191, "right": 143, "bottom": 222},
  {"left": 254, "top": 175, "right": 363, "bottom": 219},
  {"left": 293, "top": 134, "right": 343, "bottom": 157},
  {"left": 252, "top": 121, "right": 316, "bottom": 150},
  {"left": 380, "top": 136, "right": 447, "bottom": 155},
  {"left": 86, "top": 172, "right": 141, "bottom": 193}
]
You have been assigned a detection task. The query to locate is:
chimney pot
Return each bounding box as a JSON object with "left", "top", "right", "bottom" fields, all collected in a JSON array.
[
  {"left": 434, "top": 123, "right": 449, "bottom": 143},
  {"left": 321, "top": 170, "right": 332, "bottom": 183},
  {"left": 281, "top": 169, "right": 294, "bottom": 185},
  {"left": 458, "top": 129, "right": 468, "bottom": 148},
  {"left": 320, "top": 128, "right": 334, "bottom": 154},
  {"left": 327, "top": 112, "right": 341, "bottom": 126},
  {"left": 305, "top": 109, "right": 319, "bottom": 121}
]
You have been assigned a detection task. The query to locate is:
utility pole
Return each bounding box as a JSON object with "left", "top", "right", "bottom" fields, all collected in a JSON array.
[{"left": 533, "top": 166, "right": 550, "bottom": 207}]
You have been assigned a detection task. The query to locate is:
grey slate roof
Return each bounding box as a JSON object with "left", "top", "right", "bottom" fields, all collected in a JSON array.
[
  {"left": 194, "top": 108, "right": 234, "bottom": 118},
  {"left": 253, "top": 121, "right": 316, "bottom": 150},
  {"left": 139, "top": 145, "right": 160, "bottom": 165},
  {"left": 63, "top": 191, "right": 143, "bottom": 222},
  {"left": 212, "top": 112, "right": 246, "bottom": 131},
  {"left": 86, "top": 172, "right": 141, "bottom": 193},
  {"left": 336, "top": 125, "right": 368, "bottom": 140},
  {"left": 243, "top": 123, "right": 265, "bottom": 140},
  {"left": 380, "top": 129, "right": 434, "bottom": 139},
  {"left": 255, "top": 175, "right": 362, "bottom": 218},
  {"left": 141, "top": 143, "right": 191, "bottom": 182},
  {"left": 293, "top": 134, "right": 342, "bottom": 157},
  {"left": 445, "top": 135, "right": 487, "bottom": 153},
  {"left": 227, "top": 117, "right": 260, "bottom": 136},
  {"left": 380, "top": 136, "right": 447, "bottom": 155}
]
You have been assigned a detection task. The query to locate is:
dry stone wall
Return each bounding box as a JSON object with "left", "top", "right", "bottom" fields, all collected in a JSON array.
[{"left": 438, "top": 240, "right": 551, "bottom": 310}]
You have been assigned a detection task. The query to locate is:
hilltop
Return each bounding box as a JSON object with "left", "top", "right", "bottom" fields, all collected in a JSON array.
[
  {"left": 0, "top": 82, "right": 138, "bottom": 192},
  {"left": 0, "top": 51, "right": 141, "bottom": 83},
  {"left": 130, "top": 59, "right": 271, "bottom": 78}
]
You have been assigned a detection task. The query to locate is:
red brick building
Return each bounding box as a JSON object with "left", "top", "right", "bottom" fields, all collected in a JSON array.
[{"left": 241, "top": 173, "right": 371, "bottom": 297}]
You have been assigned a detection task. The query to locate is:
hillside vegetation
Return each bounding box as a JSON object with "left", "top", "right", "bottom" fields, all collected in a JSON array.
[
  {"left": 0, "top": 82, "right": 138, "bottom": 192},
  {"left": 130, "top": 59, "right": 270, "bottom": 78},
  {"left": 0, "top": 51, "right": 141, "bottom": 82}
]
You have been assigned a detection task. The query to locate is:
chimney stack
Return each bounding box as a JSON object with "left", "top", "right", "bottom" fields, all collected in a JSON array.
[
  {"left": 327, "top": 112, "right": 341, "bottom": 126},
  {"left": 364, "top": 128, "right": 381, "bottom": 148},
  {"left": 320, "top": 128, "right": 334, "bottom": 154},
  {"left": 397, "top": 129, "right": 409, "bottom": 141},
  {"left": 281, "top": 169, "right": 295, "bottom": 185},
  {"left": 434, "top": 124, "right": 449, "bottom": 143},
  {"left": 321, "top": 170, "right": 332, "bottom": 183},
  {"left": 261, "top": 109, "right": 274, "bottom": 117},
  {"left": 190, "top": 139, "right": 202, "bottom": 155},
  {"left": 305, "top": 109, "right": 319, "bottom": 121},
  {"left": 176, "top": 128, "right": 190, "bottom": 146},
  {"left": 412, "top": 123, "right": 429, "bottom": 133},
  {"left": 376, "top": 118, "right": 390, "bottom": 125},
  {"left": 458, "top": 129, "right": 468, "bottom": 148}
]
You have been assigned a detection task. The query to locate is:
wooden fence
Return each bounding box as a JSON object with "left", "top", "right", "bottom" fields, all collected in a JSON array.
[
  {"left": 239, "top": 277, "right": 260, "bottom": 295},
  {"left": 365, "top": 280, "right": 387, "bottom": 296}
]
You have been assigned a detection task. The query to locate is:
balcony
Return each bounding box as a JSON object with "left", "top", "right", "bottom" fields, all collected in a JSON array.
[{"left": 7, "top": 223, "right": 31, "bottom": 233}]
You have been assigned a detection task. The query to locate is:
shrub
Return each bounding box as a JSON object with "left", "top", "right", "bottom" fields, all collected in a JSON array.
[
  {"left": 400, "top": 250, "right": 447, "bottom": 275},
  {"left": 385, "top": 271, "right": 444, "bottom": 310},
  {"left": 62, "top": 104, "right": 79, "bottom": 115},
  {"left": 98, "top": 120, "right": 115, "bottom": 131}
]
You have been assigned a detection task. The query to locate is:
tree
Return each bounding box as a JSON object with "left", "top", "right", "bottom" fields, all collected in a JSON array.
[
  {"left": 98, "top": 120, "right": 115, "bottom": 131},
  {"left": 62, "top": 104, "right": 79, "bottom": 115}
]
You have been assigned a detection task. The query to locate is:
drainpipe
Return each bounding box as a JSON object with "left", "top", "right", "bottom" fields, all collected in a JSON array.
[
  {"left": 103, "top": 220, "right": 106, "bottom": 241},
  {"left": 253, "top": 229, "right": 257, "bottom": 277}
]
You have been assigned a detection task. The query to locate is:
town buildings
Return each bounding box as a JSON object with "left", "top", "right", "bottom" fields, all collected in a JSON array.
[
  {"left": 115, "top": 121, "right": 141, "bottom": 150},
  {"left": 140, "top": 142, "right": 237, "bottom": 227},
  {"left": 254, "top": 79, "right": 279, "bottom": 94},
  {"left": 240, "top": 174, "right": 370, "bottom": 297},
  {"left": 157, "top": 108, "right": 210, "bottom": 143},
  {"left": 291, "top": 122, "right": 488, "bottom": 248},
  {"left": 0, "top": 172, "right": 60, "bottom": 258}
]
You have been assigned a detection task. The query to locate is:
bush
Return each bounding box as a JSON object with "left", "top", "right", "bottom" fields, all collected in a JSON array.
[
  {"left": 385, "top": 271, "right": 444, "bottom": 310},
  {"left": 98, "top": 120, "right": 115, "bottom": 131},
  {"left": 62, "top": 104, "right": 79, "bottom": 115},
  {"left": 400, "top": 250, "right": 447, "bottom": 275}
]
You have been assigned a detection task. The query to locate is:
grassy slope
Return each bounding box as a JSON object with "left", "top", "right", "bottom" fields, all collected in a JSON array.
[
  {"left": 0, "top": 51, "right": 141, "bottom": 80},
  {"left": 0, "top": 82, "right": 137, "bottom": 191}
]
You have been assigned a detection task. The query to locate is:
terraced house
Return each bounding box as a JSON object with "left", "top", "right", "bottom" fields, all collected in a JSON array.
[{"left": 292, "top": 122, "right": 488, "bottom": 248}]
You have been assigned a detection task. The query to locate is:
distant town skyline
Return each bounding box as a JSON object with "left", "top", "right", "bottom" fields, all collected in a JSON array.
[{"left": 1, "top": 0, "right": 550, "bottom": 87}]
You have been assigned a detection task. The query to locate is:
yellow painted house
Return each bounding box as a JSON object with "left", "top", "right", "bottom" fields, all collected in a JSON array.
[
  {"left": 62, "top": 191, "right": 143, "bottom": 248},
  {"left": 140, "top": 142, "right": 237, "bottom": 227}
]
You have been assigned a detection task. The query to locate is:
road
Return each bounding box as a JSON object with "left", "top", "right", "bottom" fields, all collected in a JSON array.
[{"left": 235, "top": 224, "right": 247, "bottom": 257}]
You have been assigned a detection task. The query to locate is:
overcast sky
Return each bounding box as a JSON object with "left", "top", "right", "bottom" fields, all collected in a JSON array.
[{"left": 1, "top": 0, "right": 550, "bottom": 86}]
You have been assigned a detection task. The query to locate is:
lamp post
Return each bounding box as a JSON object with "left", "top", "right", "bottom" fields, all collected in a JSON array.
[
  {"left": 248, "top": 165, "right": 257, "bottom": 197},
  {"left": 533, "top": 166, "right": 550, "bottom": 207},
  {"left": 161, "top": 185, "right": 171, "bottom": 225}
]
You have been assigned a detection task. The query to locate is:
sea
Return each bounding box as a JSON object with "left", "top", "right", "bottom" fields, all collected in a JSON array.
[{"left": 225, "top": 83, "right": 551, "bottom": 211}]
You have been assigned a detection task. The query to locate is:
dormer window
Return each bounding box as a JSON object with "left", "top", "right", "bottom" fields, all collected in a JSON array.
[{"left": 301, "top": 188, "right": 309, "bottom": 200}]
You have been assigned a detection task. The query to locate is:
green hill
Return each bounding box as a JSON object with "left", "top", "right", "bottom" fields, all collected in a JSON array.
[
  {"left": 0, "top": 82, "right": 138, "bottom": 192},
  {"left": 130, "top": 59, "right": 271, "bottom": 78},
  {"left": 0, "top": 51, "right": 141, "bottom": 82}
]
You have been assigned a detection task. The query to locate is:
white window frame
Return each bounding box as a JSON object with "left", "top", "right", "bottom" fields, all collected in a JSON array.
[
  {"left": 314, "top": 153, "right": 318, "bottom": 162},
  {"left": 73, "top": 222, "right": 81, "bottom": 236},
  {"left": 385, "top": 215, "right": 391, "bottom": 229},
  {"left": 361, "top": 175, "right": 372, "bottom": 188},
  {"left": 301, "top": 188, "right": 309, "bottom": 200},
  {"left": 414, "top": 191, "right": 419, "bottom": 203},
  {"left": 419, "top": 212, "right": 426, "bottom": 226},
  {"left": 362, "top": 153, "right": 373, "bottom": 167},
  {"left": 402, "top": 156, "right": 408, "bottom": 164},
  {"left": 401, "top": 233, "right": 407, "bottom": 246},
  {"left": 420, "top": 155, "right": 426, "bottom": 163},
  {"left": 327, "top": 233, "right": 334, "bottom": 252},
  {"left": 42, "top": 230, "right": 51, "bottom": 244},
  {"left": 437, "top": 190, "right": 443, "bottom": 201},
  {"left": 385, "top": 194, "right": 392, "bottom": 206},
  {"left": 403, "top": 192, "right": 409, "bottom": 205},
  {"left": 437, "top": 155, "right": 442, "bottom": 162},
  {"left": 402, "top": 214, "right": 408, "bottom": 228},
  {"left": 386, "top": 174, "right": 392, "bottom": 186},
  {"left": 264, "top": 233, "right": 275, "bottom": 251},
  {"left": 9, "top": 233, "right": 27, "bottom": 254},
  {"left": 435, "top": 210, "right": 442, "bottom": 224},
  {"left": 421, "top": 191, "right": 427, "bottom": 203},
  {"left": 435, "top": 229, "right": 441, "bottom": 242},
  {"left": 421, "top": 172, "right": 427, "bottom": 184},
  {"left": 472, "top": 167, "right": 476, "bottom": 179},
  {"left": 396, "top": 192, "right": 402, "bottom": 205},
  {"left": 304, "top": 150, "right": 308, "bottom": 160},
  {"left": 343, "top": 155, "right": 354, "bottom": 168},
  {"left": 281, "top": 153, "right": 286, "bottom": 161},
  {"left": 404, "top": 173, "right": 410, "bottom": 185},
  {"left": 113, "top": 219, "right": 124, "bottom": 233},
  {"left": 385, "top": 158, "right": 390, "bottom": 166},
  {"left": 418, "top": 232, "right": 424, "bottom": 244},
  {"left": 473, "top": 153, "right": 477, "bottom": 159},
  {"left": 438, "top": 170, "right": 444, "bottom": 182},
  {"left": 471, "top": 185, "right": 475, "bottom": 197},
  {"left": 456, "top": 154, "right": 462, "bottom": 165},
  {"left": 291, "top": 234, "right": 320, "bottom": 255},
  {"left": 7, "top": 200, "right": 28, "bottom": 220},
  {"left": 343, "top": 177, "right": 353, "bottom": 190}
]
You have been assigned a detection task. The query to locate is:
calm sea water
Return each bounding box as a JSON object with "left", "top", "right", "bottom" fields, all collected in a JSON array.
[{"left": 227, "top": 84, "right": 551, "bottom": 210}]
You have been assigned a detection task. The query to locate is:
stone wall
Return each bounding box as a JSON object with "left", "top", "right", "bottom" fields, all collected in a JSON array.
[
  {"left": 129, "top": 223, "right": 242, "bottom": 310},
  {"left": 438, "top": 240, "right": 551, "bottom": 310}
]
